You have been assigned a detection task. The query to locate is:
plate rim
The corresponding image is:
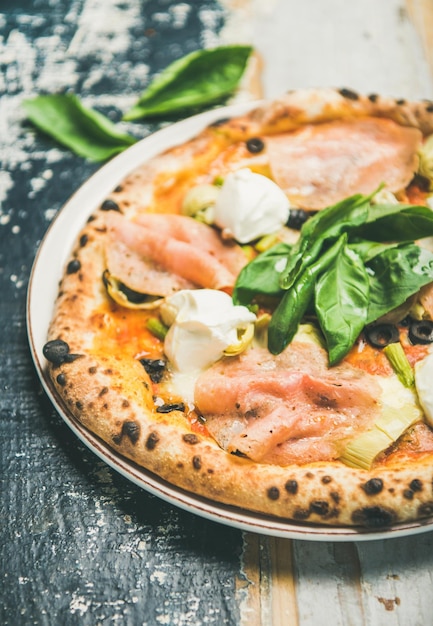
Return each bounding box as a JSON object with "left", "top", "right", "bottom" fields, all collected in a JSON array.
[{"left": 26, "top": 102, "right": 433, "bottom": 542}]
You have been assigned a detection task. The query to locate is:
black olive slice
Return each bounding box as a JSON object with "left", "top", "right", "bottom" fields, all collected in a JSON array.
[
  {"left": 246, "top": 137, "right": 265, "bottom": 153},
  {"left": 364, "top": 324, "right": 399, "bottom": 348},
  {"left": 286, "top": 209, "right": 312, "bottom": 230},
  {"left": 408, "top": 320, "right": 433, "bottom": 345},
  {"left": 43, "top": 340, "right": 81, "bottom": 365},
  {"left": 43, "top": 339, "right": 70, "bottom": 365},
  {"left": 139, "top": 358, "right": 166, "bottom": 383}
]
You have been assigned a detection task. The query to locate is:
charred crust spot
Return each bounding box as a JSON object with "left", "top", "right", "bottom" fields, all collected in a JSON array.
[
  {"left": 207, "top": 468, "right": 214, "bottom": 474},
  {"left": 410, "top": 479, "right": 423, "bottom": 492},
  {"left": 98, "top": 387, "right": 109, "bottom": 397},
  {"left": 330, "top": 491, "right": 340, "bottom": 504},
  {"left": 321, "top": 475, "right": 332, "bottom": 484},
  {"left": 425, "top": 103, "right": 433, "bottom": 113},
  {"left": 351, "top": 506, "right": 397, "bottom": 528},
  {"left": 192, "top": 455, "right": 202, "bottom": 470},
  {"left": 403, "top": 489, "right": 414, "bottom": 500},
  {"left": 104, "top": 369, "right": 113, "bottom": 375},
  {"left": 79, "top": 234, "right": 89, "bottom": 247},
  {"left": 145, "top": 431, "right": 160, "bottom": 450},
  {"left": 362, "top": 478, "right": 384, "bottom": 495},
  {"left": 102, "top": 403, "right": 108, "bottom": 410},
  {"left": 339, "top": 87, "right": 359, "bottom": 100},
  {"left": 100, "top": 199, "right": 121, "bottom": 212},
  {"left": 267, "top": 486, "right": 280, "bottom": 501},
  {"left": 418, "top": 502, "right": 433, "bottom": 517},
  {"left": 177, "top": 462, "right": 184, "bottom": 469},
  {"left": 75, "top": 401, "right": 83, "bottom": 411},
  {"left": 396, "top": 98, "right": 406, "bottom": 105},
  {"left": 368, "top": 93, "right": 378, "bottom": 102},
  {"left": 111, "top": 421, "right": 142, "bottom": 445},
  {"left": 122, "top": 421, "right": 140, "bottom": 444},
  {"left": 114, "top": 184, "right": 123, "bottom": 192},
  {"left": 56, "top": 373, "right": 66, "bottom": 386},
  {"left": 310, "top": 500, "right": 330, "bottom": 516},
  {"left": 293, "top": 508, "right": 310, "bottom": 521},
  {"left": 285, "top": 479, "right": 298, "bottom": 495},
  {"left": 122, "top": 400, "right": 130, "bottom": 408},
  {"left": 66, "top": 259, "right": 81, "bottom": 274},
  {"left": 88, "top": 366, "right": 97, "bottom": 374},
  {"left": 183, "top": 433, "right": 199, "bottom": 445}
]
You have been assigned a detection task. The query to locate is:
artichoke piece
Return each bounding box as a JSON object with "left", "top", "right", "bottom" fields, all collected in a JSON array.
[
  {"left": 223, "top": 323, "right": 255, "bottom": 356},
  {"left": 340, "top": 402, "right": 421, "bottom": 469},
  {"left": 181, "top": 184, "right": 219, "bottom": 223},
  {"left": 102, "top": 270, "right": 163, "bottom": 309},
  {"left": 418, "top": 134, "right": 433, "bottom": 190}
]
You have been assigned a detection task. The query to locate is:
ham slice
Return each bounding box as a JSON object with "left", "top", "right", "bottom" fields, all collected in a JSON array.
[
  {"left": 194, "top": 341, "right": 382, "bottom": 465},
  {"left": 105, "top": 212, "right": 247, "bottom": 296},
  {"left": 266, "top": 117, "right": 422, "bottom": 209}
]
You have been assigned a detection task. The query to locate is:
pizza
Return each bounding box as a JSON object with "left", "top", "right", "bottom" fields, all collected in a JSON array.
[{"left": 42, "top": 87, "right": 433, "bottom": 529}]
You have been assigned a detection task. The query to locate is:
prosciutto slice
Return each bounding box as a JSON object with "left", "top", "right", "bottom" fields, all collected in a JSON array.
[
  {"left": 266, "top": 117, "right": 422, "bottom": 209},
  {"left": 105, "top": 212, "right": 247, "bottom": 296},
  {"left": 194, "top": 341, "right": 382, "bottom": 465}
]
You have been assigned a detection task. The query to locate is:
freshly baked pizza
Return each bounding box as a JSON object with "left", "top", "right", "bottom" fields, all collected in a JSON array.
[{"left": 43, "top": 88, "right": 433, "bottom": 529}]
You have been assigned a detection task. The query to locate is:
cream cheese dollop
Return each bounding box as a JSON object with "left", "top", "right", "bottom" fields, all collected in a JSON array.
[
  {"left": 415, "top": 351, "right": 433, "bottom": 426},
  {"left": 213, "top": 168, "right": 290, "bottom": 243},
  {"left": 160, "top": 289, "right": 256, "bottom": 373}
]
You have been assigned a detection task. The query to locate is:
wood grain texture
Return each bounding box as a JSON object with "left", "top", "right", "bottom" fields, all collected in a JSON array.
[
  {"left": 3, "top": 1, "right": 433, "bottom": 625},
  {"left": 406, "top": 0, "right": 433, "bottom": 81}
]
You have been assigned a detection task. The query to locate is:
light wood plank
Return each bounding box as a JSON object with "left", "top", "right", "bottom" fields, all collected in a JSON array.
[
  {"left": 237, "top": 534, "right": 299, "bottom": 626},
  {"left": 406, "top": 0, "right": 433, "bottom": 81},
  {"left": 269, "top": 537, "right": 299, "bottom": 626}
]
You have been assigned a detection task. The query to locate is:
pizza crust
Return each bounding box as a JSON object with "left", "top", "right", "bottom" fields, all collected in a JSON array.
[{"left": 45, "top": 88, "right": 433, "bottom": 529}]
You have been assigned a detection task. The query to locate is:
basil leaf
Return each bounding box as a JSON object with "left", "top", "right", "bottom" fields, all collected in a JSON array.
[
  {"left": 268, "top": 235, "right": 347, "bottom": 355},
  {"left": 349, "top": 240, "right": 399, "bottom": 263},
  {"left": 22, "top": 94, "right": 137, "bottom": 161},
  {"left": 123, "top": 45, "right": 253, "bottom": 121},
  {"left": 315, "top": 244, "right": 369, "bottom": 365},
  {"left": 279, "top": 191, "right": 376, "bottom": 290},
  {"left": 366, "top": 244, "right": 433, "bottom": 324},
  {"left": 233, "top": 243, "right": 292, "bottom": 306},
  {"left": 355, "top": 204, "right": 433, "bottom": 242}
]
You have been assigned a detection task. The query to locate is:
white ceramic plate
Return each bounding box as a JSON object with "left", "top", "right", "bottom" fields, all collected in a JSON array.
[{"left": 27, "top": 103, "right": 433, "bottom": 541}]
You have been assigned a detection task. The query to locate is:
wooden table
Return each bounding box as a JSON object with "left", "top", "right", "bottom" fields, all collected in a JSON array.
[{"left": 1, "top": 1, "right": 433, "bottom": 624}]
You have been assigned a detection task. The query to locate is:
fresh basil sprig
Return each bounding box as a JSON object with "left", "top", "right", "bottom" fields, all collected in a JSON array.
[
  {"left": 233, "top": 243, "right": 292, "bottom": 306},
  {"left": 268, "top": 235, "right": 348, "bottom": 355},
  {"left": 22, "top": 94, "right": 137, "bottom": 161},
  {"left": 234, "top": 192, "right": 433, "bottom": 364},
  {"left": 314, "top": 240, "right": 370, "bottom": 364},
  {"left": 123, "top": 45, "right": 253, "bottom": 121},
  {"left": 366, "top": 243, "right": 433, "bottom": 324}
]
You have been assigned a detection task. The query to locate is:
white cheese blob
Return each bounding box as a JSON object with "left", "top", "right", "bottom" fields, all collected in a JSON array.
[
  {"left": 213, "top": 168, "right": 290, "bottom": 243},
  {"left": 415, "top": 351, "right": 433, "bottom": 426},
  {"left": 160, "top": 289, "right": 256, "bottom": 373}
]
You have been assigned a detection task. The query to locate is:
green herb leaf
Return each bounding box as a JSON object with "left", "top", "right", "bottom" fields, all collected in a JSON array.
[
  {"left": 315, "top": 243, "right": 370, "bottom": 365},
  {"left": 22, "top": 94, "right": 137, "bottom": 161},
  {"left": 279, "top": 191, "right": 376, "bottom": 290},
  {"left": 233, "top": 243, "right": 292, "bottom": 306},
  {"left": 268, "top": 235, "right": 347, "bottom": 355},
  {"left": 123, "top": 45, "right": 253, "bottom": 121},
  {"left": 366, "top": 243, "right": 433, "bottom": 324},
  {"left": 355, "top": 204, "right": 433, "bottom": 242}
]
